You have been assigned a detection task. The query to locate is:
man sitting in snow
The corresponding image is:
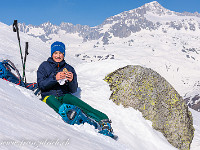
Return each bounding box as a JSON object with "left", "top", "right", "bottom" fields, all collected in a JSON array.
[{"left": 37, "top": 41, "right": 112, "bottom": 132}]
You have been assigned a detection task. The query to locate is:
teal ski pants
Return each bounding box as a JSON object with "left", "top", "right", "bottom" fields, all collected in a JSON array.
[{"left": 43, "top": 93, "right": 109, "bottom": 122}]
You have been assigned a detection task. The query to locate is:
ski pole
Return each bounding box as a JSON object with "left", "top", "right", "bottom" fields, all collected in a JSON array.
[
  {"left": 13, "top": 20, "right": 24, "bottom": 80},
  {"left": 23, "top": 42, "right": 29, "bottom": 83}
]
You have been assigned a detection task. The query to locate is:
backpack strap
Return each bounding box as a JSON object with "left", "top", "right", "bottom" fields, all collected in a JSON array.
[
  {"left": 3, "top": 60, "right": 21, "bottom": 80},
  {"left": 0, "top": 62, "right": 7, "bottom": 79}
]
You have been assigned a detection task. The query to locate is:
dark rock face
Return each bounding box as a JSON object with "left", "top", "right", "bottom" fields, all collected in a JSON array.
[
  {"left": 105, "top": 65, "right": 194, "bottom": 150},
  {"left": 185, "top": 94, "right": 200, "bottom": 112}
]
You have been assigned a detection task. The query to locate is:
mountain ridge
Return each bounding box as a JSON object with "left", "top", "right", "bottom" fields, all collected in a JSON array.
[{"left": 16, "top": 1, "right": 200, "bottom": 43}]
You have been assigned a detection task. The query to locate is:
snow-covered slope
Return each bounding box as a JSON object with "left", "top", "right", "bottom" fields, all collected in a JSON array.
[
  {"left": 0, "top": 69, "right": 176, "bottom": 150},
  {"left": 0, "top": 79, "right": 127, "bottom": 150},
  {"left": 0, "top": 60, "right": 200, "bottom": 150}
]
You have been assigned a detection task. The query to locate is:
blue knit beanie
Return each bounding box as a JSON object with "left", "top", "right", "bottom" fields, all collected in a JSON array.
[{"left": 51, "top": 41, "right": 65, "bottom": 57}]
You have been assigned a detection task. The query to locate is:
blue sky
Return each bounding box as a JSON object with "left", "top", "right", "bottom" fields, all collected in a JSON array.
[{"left": 0, "top": 0, "right": 199, "bottom": 27}]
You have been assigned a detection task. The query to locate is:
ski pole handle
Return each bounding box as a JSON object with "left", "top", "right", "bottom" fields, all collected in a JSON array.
[{"left": 13, "top": 20, "right": 18, "bottom": 32}]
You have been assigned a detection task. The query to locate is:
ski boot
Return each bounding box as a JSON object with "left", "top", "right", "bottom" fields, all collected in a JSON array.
[{"left": 98, "top": 119, "right": 118, "bottom": 140}]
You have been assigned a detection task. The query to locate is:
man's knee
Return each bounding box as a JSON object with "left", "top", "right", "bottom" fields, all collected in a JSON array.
[
  {"left": 43, "top": 95, "right": 57, "bottom": 103},
  {"left": 42, "top": 95, "right": 62, "bottom": 113}
]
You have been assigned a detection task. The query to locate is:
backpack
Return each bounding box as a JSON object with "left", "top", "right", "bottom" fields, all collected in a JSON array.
[{"left": 0, "top": 59, "right": 40, "bottom": 96}]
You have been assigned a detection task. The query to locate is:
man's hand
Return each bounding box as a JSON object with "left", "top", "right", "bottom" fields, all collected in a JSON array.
[
  {"left": 66, "top": 72, "right": 73, "bottom": 82},
  {"left": 56, "top": 71, "right": 73, "bottom": 82},
  {"left": 56, "top": 71, "right": 67, "bottom": 81}
]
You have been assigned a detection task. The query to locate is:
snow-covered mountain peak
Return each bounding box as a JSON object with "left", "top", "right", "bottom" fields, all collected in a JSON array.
[
  {"left": 40, "top": 21, "right": 55, "bottom": 28},
  {"left": 142, "top": 1, "right": 174, "bottom": 16},
  {"left": 109, "top": 1, "right": 172, "bottom": 19},
  {"left": 145, "top": 1, "right": 160, "bottom": 6},
  {"left": 60, "top": 22, "right": 74, "bottom": 27}
]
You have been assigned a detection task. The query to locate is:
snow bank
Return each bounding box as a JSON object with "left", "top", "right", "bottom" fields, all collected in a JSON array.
[{"left": 0, "top": 79, "right": 127, "bottom": 150}]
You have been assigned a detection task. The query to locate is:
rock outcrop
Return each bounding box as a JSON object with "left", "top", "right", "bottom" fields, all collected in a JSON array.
[
  {"left": 184, "top": 93, "right": 200, "bottom": 112},
  {"left": 105, "top": 65, "right": 194, "bottom": 150}
]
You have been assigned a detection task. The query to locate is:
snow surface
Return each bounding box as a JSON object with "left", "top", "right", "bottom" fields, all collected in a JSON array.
[{"left": 0, "top": 20, "right": 200, "bottom": 150}]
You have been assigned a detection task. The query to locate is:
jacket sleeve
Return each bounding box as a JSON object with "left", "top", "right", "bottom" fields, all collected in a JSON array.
[
  {"left": 37, "top": 63, "right": 57, "bottom": 91},
  {"left": 66, "top": 67, "right": 78, "bottom": 93}
]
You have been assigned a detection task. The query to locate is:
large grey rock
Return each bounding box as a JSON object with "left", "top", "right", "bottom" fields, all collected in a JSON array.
[{"left": 104, "top": 65, "right": 194, "bottom": 150}]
